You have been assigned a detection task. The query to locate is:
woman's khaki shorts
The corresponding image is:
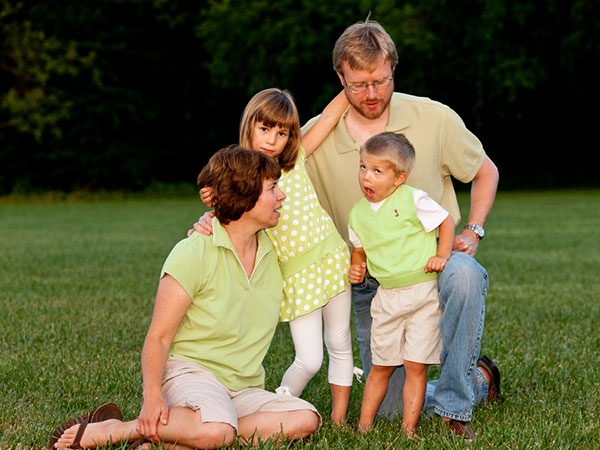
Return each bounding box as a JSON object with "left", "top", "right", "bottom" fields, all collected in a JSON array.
[
  {"left": 370, "top": 279, "right": 442, "bottom": 366},
  {"left": 161, "top": 357, "right": 321, "bottom": 431}
]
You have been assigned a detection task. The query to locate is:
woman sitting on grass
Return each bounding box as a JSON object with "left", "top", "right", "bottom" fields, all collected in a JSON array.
[{"left": 50, "top": 147, "right": 320, "bottom": 449}]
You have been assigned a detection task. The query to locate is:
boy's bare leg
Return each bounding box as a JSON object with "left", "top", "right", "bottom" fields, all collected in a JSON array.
[
  {"left": 237, "top": 409, "right": 320, "bottom": 445},
  {"left": 330, "top": 383, "right": 351, "bottom": 425},
  {"left": 358, "top": 365, "right": 396, "bottom": 432},
  {"left": 402, "top": 360, "right": 428, "bottom": 438},
  {"left": 54, "top": 407, "right": 234, "bottom": 449}
]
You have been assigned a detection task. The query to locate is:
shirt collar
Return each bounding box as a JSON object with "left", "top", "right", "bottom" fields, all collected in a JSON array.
[
  {"left": 212, "top": 217, "right": 273, "bottom": 261},
  {"left": 334, "top": 93, "right": 410, "bottom": 153}
]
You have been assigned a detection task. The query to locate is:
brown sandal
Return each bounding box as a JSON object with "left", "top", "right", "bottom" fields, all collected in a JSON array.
[{"left": 49, "top": 402, "right": 123, "bottom": 449}]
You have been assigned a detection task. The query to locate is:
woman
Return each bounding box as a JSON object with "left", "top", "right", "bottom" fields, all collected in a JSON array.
[{"left": 50, "top": 147, "right": 320, "bottom": 450}]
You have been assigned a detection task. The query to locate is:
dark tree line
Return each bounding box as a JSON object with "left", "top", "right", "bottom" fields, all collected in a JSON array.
[{"left": 1, "top": 0, "right": 598, "bottom": 194}]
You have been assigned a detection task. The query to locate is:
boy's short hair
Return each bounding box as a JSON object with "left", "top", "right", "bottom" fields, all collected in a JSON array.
[
  {"left": 361, "top": 132, "right": 415, "bottom": 175},
  {"left": 197, "top": 146, "right": 281, "bottom": 225},
  {"left": 333, "top": 18, "right": 398, "bottom": 72}
]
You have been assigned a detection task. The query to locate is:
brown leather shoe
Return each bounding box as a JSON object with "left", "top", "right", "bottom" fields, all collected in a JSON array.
[
  {"left": 477, "top": 355, "right": 501, "bottom": 401},
  {"left": 444, "top": 418, "right": 476, "bottom": 441}
]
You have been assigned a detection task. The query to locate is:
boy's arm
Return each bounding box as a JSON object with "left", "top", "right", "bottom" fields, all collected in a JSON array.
[
  {"left": 301, "top": 91, "right": 348, "bottom": 158},
  {"left": 349, "top": 247, "right": 367, "bottom": 284},
  {"left": 425, "top": 215, "right": 455, "bottom": 273}
]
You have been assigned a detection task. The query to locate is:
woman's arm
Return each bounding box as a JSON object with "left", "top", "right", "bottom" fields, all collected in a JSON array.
[
  {"left": 136, "top": 274, "right": 192, "bottom": 443},
  {"left": 301, "top": 91, "right": 348, "bottom": 158}
]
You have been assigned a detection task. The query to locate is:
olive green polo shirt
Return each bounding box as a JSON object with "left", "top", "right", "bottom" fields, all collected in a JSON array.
[
  {"left": 160, "top": 218, "right": 283, "bottom": 391},
  {"left": 304, "top": 92, "right": 485, "bottom": 244}
]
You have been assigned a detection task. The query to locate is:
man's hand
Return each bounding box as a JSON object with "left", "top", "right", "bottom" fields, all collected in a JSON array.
[
  {"left": 136, "top": 395, "right": 170, "bottom": 444},
  {"left": 425, "top": 255, "right": 449, "bottom": 273},
  {"left": 187, "top": 210, "right": 215, "bottom": 237},
  {"left": 453, "top": 229, "right": 480, "bottom": 256},
  {"left": 348, "top": 262, "right": 367, "bottom": 284}
]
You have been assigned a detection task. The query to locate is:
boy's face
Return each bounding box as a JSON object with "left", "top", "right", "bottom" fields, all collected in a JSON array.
[{"left": 358, "top": 153, "right": 406, "bottom": 203}]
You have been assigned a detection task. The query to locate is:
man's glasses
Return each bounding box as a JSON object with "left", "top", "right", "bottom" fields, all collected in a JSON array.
[{"left": 341, "top": 73, "right": 394, "bottom": 94}]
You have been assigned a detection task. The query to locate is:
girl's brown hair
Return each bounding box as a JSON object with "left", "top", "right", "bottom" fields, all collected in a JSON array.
[{"left": 239, "top": 88, "right": 301, "bottom": 172}]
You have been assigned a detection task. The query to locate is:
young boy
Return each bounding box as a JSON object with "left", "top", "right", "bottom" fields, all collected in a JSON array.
[{"left": 348, "top": 132, "right": 455, "bottom": 438}]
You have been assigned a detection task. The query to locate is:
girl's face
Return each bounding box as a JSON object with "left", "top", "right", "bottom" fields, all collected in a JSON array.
[{"left": 251, "top": 121, "right": 290, "bottom": 159}]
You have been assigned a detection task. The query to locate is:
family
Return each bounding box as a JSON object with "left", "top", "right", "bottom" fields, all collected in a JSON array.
[{"left": 50, "top": 18, "right": 500, "bottom": 449}]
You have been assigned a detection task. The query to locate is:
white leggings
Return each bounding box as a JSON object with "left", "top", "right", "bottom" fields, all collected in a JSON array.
[{"left": 279, "top": 286, "right": 353, "bottom": 396}]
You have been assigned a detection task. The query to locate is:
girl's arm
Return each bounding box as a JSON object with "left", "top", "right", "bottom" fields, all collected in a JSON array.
[
  {"left": 136, "top": 274, "right": 192, "bottom": 443},
  {"left": 301, "top": 90, "right": 348, "bottom": 158}
]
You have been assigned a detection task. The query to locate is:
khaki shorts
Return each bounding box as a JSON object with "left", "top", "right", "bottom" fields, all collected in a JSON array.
[
  {"left": 161, "top": 357, "right": 321, "bottom": 431},
  {"left": 370, "top": 279, "right": 442, "bottom": 366}
]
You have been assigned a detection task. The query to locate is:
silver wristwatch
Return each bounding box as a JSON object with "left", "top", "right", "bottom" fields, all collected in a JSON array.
[{"left": 465, "top": 224, "right": 485, "bottom": 240}]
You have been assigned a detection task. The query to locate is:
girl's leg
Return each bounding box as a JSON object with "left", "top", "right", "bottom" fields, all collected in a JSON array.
[
  {"left": 54, "top": 407, "right": 234, "bottom": 449},
  {"left": 322, "top": 286, "right": 353, "bottom": 424},
  {"left": 280, "top": 308, "right": 324, "bottom": 396},
  {"left": 402, "top": 360, "right": 428, "bottom": 437},
  {"left": 358, "top": 365, "right": 395, "bottom": 432}
]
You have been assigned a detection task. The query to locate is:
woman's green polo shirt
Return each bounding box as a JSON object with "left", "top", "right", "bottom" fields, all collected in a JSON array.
[{"left": 160, "top": 218, "right": 283, "bottom": 391}]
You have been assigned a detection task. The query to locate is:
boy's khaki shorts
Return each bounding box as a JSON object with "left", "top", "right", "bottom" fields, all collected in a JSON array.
[
  {"left": 161, "top": 357, "right": 321, "bottom": 431},
  {"left": 370, "top": 279, "right": 442, "bottom": 366}
]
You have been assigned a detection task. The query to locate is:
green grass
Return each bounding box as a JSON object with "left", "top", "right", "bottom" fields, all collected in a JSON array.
[{"left": 1, "top": 190, "right": 599, "bottom": 449}]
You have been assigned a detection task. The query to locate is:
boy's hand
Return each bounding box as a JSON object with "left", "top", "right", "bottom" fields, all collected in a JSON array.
[
  {"left": 425, "top": 256, "right": 448, "bottom": 273},
  {"left": 348, "top": 262, "right": 367, "bottom": 284},
  {"left": 200, "top": 186, "right": 216, "bottom": 207},
  {"left": 186, "top": 210, "right": 214, "bottom": 237}
]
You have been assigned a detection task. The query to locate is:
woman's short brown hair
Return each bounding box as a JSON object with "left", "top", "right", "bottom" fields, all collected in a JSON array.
[
  {"left": 197, "top": 146, "right": 281, "bottom": 224},
  {"left": 239, "top": 88, "right": 301, "bottom": 172}
]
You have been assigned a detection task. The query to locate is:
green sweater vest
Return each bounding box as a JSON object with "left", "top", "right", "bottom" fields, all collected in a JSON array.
[{"left": 349, "top": 185, "right": 438, "bottom": 288}]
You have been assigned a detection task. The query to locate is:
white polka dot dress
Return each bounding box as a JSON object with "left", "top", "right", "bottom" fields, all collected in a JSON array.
[{"left": 266, "top": 147, "right": 350, "bottom": 322}]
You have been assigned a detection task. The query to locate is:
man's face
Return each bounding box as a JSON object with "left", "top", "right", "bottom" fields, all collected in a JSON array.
[{"left": 337, "top": 56, "right": 395, "bottom": 121}]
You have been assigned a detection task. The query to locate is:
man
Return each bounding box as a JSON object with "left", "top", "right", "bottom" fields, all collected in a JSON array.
[{"left": 304, "top": 19, "right": 500, "bottom": 439}]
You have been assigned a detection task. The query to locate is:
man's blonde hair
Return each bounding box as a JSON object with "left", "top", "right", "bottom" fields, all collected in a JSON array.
[
  {"left": 333, "top": 18, "right": 398, "bottom": 72},
  {"left": 361, "top": 132, "right": 415, "bottom": 175}
]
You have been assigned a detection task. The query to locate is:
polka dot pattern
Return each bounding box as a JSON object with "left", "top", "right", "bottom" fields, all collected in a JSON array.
[{"left": 265, "top": 148, "right": 350, "bottom": 322}]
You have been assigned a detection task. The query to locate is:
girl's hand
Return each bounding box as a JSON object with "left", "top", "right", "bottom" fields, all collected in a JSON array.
[
  {"left": 425, "top": 256, "right": 448, "bottom": 273},
  {"left": 348, "top": 262, "right": 366, "bottom": 284},
  {"left": 136, "top": 394, "right": 169, "bottom": 444},
  {"left": 187, "top": 210, "right": 215, "bottom": 237},
  {"left": 200, "top": 186, "right": 216, "bottom": 207}
]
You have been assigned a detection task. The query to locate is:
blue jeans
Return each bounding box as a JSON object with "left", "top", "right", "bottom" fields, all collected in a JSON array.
[{"left": 352, "top": 251, "right": 489, "bottom": 422}]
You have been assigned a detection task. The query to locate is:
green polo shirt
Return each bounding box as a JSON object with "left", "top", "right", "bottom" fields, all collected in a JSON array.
[
  {"left": 304, "top": 92, "right": 485, "bottom": 244},
  {"left": 160, "top": 218, "right": 283, "bottom": 391}
]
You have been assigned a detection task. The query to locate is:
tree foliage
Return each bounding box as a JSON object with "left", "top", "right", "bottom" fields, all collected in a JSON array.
[{"left": 1, "top": 0, "right": 598, "bottom": 193}]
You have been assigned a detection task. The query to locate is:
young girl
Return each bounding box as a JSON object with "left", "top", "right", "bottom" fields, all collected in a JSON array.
[{"left": 197, "top": 88, "right": 354, "bottom": 424}]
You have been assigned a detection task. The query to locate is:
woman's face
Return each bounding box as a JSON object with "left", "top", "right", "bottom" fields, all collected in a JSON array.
[
  {"left": 245, "top": 177, "right": 286, "bottom": 229},
  {"left": 251, "top": 121, "right": 290, "bottom": 159}
]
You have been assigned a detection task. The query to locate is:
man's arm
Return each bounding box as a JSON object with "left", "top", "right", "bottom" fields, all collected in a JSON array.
[{"left": 454, "top": 155, "right": 499, "bottom": 256}]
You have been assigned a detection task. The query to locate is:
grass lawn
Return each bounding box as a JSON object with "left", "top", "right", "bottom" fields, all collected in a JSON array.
[{"left": 1, "top": 189, "right": 599, "bottom": 449}]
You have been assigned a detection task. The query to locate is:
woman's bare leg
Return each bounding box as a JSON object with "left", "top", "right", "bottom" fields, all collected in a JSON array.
[
  {"left": 54, "top": 407, "right": 234, "bottom": 449},
  {"left": 237, "top": 409, "right": 320, "bottom": 445}
]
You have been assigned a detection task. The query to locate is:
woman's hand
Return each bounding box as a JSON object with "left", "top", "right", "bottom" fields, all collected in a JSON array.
[
  {"left": 136, "top": 394, "right": 170, "bottom": 444},
  {"left": 187, "top": 210, "right": 215, "bottom": 237}
]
